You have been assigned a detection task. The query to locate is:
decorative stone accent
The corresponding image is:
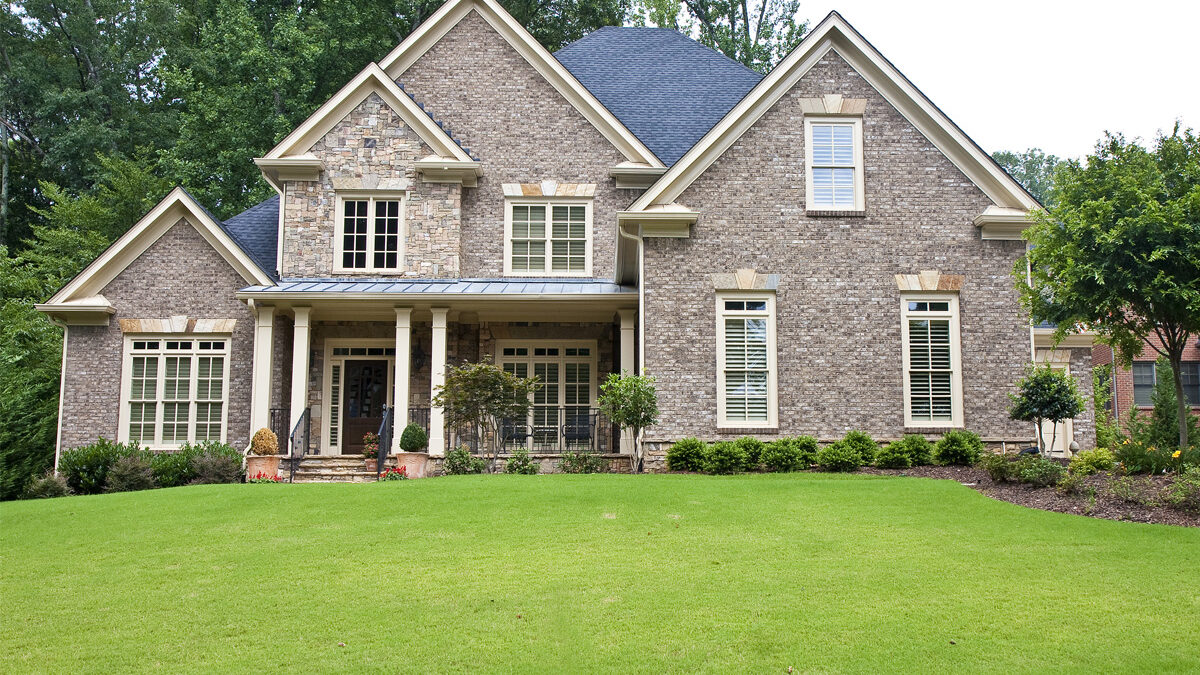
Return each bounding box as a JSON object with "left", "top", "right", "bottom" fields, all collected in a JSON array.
[
  {"left": 797, "top": 94, "right": 868, "bottom": 115},
  {"left": 893, "top": 270, "right": 964, "bottom": 292},
  {"left": 501, "top": 182, "right": 596, "bottom": 197},
  {"left": 709, "top": 268, "right": 779, "bottom": 290},
  {"left": 118, "top": 317, "right": 237, "bottom": 333}
]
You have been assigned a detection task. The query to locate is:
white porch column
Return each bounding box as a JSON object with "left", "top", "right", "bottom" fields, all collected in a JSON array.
[
  {"left": 429, "top": 307, "right": 449, "bottom": 457},
  {"left": 618, "top": 308, "right": 637, "bottom": 454},
  {"left": 393, "top": 307, "right": 412, "bottom": 452},
  {"left": 249, "top": 305, "right": 275, "bottom": 437},
  {"left": 289, "top": 307, "right": 311, "bottom": 447}
]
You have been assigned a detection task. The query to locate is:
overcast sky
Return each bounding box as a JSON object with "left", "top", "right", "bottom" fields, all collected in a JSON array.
[{"left": 796, "top": 0, "right": 1200, "bottom": 159}]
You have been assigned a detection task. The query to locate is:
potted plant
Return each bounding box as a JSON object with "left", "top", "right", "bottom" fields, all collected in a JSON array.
[
  {"left": 395, "top": 423, "right": 430, "bottom": 478},
  {"left": 362, "top": 432, "right": 380, "bottom": 472},
  {"left": 246, "top": 428, "right": 280, "bottom": 479}
]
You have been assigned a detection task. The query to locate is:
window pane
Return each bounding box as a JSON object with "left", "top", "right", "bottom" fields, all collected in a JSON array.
[
  {"left": 550, "top": 205, "right": 586, "bottom": 272},
  {"left": 373, "top": 200, "right": 401, "bottom": 269},
  {"left": 1132, "top": 362, "right": 1156, "bottom": 406},
  {"left": 1183, "top": 363, "right": 1200, "bottom": 406},
  {"left": 908, "top": 317, "right": 954, "bottom": 422},
  {"left": 511, "top": 205, "right": 547, "bottom": 271},
  {"left": 342, "top": 200, "right": 369, "bottom": 269}
]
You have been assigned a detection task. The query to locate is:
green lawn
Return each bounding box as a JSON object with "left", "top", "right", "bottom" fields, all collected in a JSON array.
[{"left": 3, "top": 474, "right": 1200, "bottom": 673}]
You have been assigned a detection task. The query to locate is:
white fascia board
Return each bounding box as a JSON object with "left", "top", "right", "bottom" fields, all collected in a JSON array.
[
  {"left": 46, "top": 187, "right": 273, "bottom": 304},
  {"left": 629, "top": 12, "right": 1038, "bottom": 213},
  {"left": 379, "top": 0, "right": 664, "bottom": 168}
]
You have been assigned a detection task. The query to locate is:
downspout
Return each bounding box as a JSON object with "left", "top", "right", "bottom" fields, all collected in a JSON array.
[
  {"left": 617, "top": 223, "right": 645, "bottom": 373},
  {"left": 49, "top": 317, "right": 69, "bottom": 475}
]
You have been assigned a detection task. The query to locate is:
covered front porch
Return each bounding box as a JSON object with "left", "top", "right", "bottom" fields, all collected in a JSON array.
[{"left": 239, "top": 279, "right": 639, "bottom": 465}]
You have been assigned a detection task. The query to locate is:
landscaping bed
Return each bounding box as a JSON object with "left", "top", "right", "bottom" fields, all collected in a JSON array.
[{"left": 863, "top": 464, "right": 1200, "bottom": 528}]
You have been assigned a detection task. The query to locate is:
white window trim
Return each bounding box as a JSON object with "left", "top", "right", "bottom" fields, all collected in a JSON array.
[
  {"left": 321, "top": 339, "right": 396, "bottom": 455},
  {"left": 716, "top": 292, "right": 778, "bottom": 429},
  {"left": 900, "top": 292, "right": 964, "bottom": 429},
  {"left": 117, "top": 335, "right": 231, "bottom": 449},
  {"left": 503, "top": 198, "right": 593, "bottom": 277},
  {"left": 494, "top": 339, "right": 599, "bottom": 404},
  {"left": 804, "top": 116, "right": 865, "bottom": 212},
  {"left": 333, "top": 192, "right": 407, "bottom": 275}
]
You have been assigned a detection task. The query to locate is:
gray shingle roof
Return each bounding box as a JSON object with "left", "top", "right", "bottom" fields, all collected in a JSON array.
[
  {"left": 221, "top": 195, "right": 279, "bottom": 279},
  {"left": 240, "top": 278, "right": 636, "bottom": 295},
  {"left": 555, "top": 26, "right": 763, "bottom": 166}
]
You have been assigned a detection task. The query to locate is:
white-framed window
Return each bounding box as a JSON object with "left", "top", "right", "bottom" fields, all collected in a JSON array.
[
  {"left": 504, "top": 200, "right": 592, "bottom": 276},
  {"left": 804, "top": 116, "right": 864, "bottom": 211},
  {"left": 496, "top": 340, "right": 598, "bottom": 448},
  {"left": 716, "top": 292, "right": 777, "bottom": 428},
  {"left": 334, "top": 194, "right": 405, "bottom": 273},
  {"left": 901, "top": 294, "right": 964, "bottom": 427},
  {"left": 118, "top": 337, "right": 230, "bottom": 447}
]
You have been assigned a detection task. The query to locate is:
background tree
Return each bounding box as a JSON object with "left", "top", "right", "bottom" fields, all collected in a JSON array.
[
  {"left": 991, "top": 147, "right": 1069, "bottom": 207},
  {"left": 1125, "top": 358, "right": 1200, "bottom": 452},
  {"left": 633, "top": 0, "right": 806, "bottom": 73},
  {"left": 1009, "top": 365, "right": 1085, "bottom": 454},
  {"left": 432, "top": 359, "right": 541, "bottom": 472},
  {"left": 1018, "top": 125, "right": 1200, "bottom": 451},
  {"left": 597, "top": 372, "right": 659, "bottom": 473}
]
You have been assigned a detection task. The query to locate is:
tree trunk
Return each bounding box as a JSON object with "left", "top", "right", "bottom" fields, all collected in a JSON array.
[
  {"left": 0, "top": 108, "right": 8, "bottom": 249},
  {"left": 1170, "top": 353, "right": 1189, "bottom": 451}
]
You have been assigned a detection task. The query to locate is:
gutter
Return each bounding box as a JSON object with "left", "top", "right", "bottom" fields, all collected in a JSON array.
[
  {"left": 48, "top": 316, "right": 68, "bottom": 475},
  {"left": 617, "top": 223, "right": 645, "bottom": 374}
]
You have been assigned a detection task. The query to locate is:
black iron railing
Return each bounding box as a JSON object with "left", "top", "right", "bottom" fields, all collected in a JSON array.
[
  {"left": 376, "top": 406, "right": 393, "bottom": 479},
  {"left": 288, "top": 407, "right": 310, "bottom": 483},
  {"left": 269, "top": 408, "right": 289, "bottom": 452},
  {"left": 404, "top": 406, "right": 618, "bottom": 454}
]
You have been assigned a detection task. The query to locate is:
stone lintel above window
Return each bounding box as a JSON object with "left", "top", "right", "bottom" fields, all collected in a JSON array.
[
  {"left": 894, "top": 270, "right": 963, "bottom": 292},
  {"left": 710, "top": 268, "right": 779, "bottom": 291},
  {"left": 502, "top": 182, "right": 596, "bottom": 198},
  {"left": 798, "top": 95, "right": 868, "bottom": 116},
  {"left": 119, "top": 317, "right": 237, "bottom": 334}
]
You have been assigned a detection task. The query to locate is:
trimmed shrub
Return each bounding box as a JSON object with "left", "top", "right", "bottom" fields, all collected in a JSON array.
[
  {"left": 1068, "top": 448, "right": 1116, "bottom": 476},
  {"left": 399, "top": 423, "right": 429, "bottom": 452},
  {"left": 444, "top": 447, "right": 486, "bottom": 475},
  {"left": 559, "top": 450, "right": 608, "bottom": 474},
  {"left": 23, "top": 472, "right": 71, "bottom": 499},
  {"left": 762, "top": 437, "right": 817, "bottom": 472},
  {"left": 1017, "top": 456, "right": 1066, "bottom": 488},
  {"left": 934, "top": 430, "right": 983, "bottom": 466},
  {"left": 893, "top": 435, "right": 934, "bottom": 466},
  {"left": 874, "top": 442, "right": 912, "bottom": 469},
  {"left": 250, "top": 427, "right": 278, "bottom": 455},
  {"left": 702, "top": 441, "right": 749, "bottom": 475},
  {"left": 188, "top": 442, "right": 243, "bottom": 485},
  {"left": 59, "top": 438, "right": 146, "bottom": 495},
  {"left": 733, "top": 437, "right": 766, "bottom": 468},
  {"left": 106, "top": 454, "right": 157, "bottom": 492},
  {"left": 150, "top": 448, "right": 198, "bottom": 488},
  {"left": 816, "top": 441, "right": 862, "bottom": 472},
  {"left": 666, "top": 438, "right": 706, "bottom": 472},
  {"left": 841, "top": 431, "right": 878, "bottom": 465},
  {"left": 503, "top": 448, "right": 540, "bottom": 475},
  {"left": 978, "top": 452, "right": 1019, "bottom": 483}
]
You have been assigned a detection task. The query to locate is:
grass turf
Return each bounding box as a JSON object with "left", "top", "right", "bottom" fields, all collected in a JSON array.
[{"left": 3, "top": 473, "right": 1200, "bottom": 673}]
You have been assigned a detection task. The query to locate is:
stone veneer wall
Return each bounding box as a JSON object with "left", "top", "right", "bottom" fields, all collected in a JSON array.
[
  {"left": 393, "top": 11, "right": 641, "bottom": 278},
  {"left": 641, "top": 51, "right": 1057, "bottom": 456},
  {"left": 282, "top": 93, "right": 462, "bottom": 278},
  {"left": 60, "top": 218, "right": 256, "bottom": 449}
]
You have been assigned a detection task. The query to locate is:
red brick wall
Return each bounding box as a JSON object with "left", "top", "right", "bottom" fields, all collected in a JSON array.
[{"left": 1092, "top": 336, "right": 1200, "bottom": 424}]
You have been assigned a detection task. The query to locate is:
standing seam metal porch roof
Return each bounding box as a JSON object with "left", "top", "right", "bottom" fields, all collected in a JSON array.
[{"left": 239, "top": 278, "right": 637, "bottom": 295}]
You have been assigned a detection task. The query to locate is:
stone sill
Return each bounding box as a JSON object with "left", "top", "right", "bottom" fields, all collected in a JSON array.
[
  {"left": 805, "top": 209, "right": 866, "bottom": 218},
  {"left": 715, "top": 427, "right": 778, "bottom": 435}
]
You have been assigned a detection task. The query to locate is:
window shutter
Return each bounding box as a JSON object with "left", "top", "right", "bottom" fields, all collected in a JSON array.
[{"left": 908, "top": 318, "right": 953, "bottom": 422}]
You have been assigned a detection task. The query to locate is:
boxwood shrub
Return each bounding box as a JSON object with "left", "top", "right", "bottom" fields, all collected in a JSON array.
[
  {"left": 59, "top": 439, "right": 147, "bottom": 495},
  {"left": 666, "top": 437, "right": 706, "bottom": 472},
  {"left": 841, "top": 430, "right": 878, "bottom": 465},
  {"left": 761, "top": 437, "right": 817, "bottom": 472},
  {"left": 733, "top": 437, "right": 766, "bottom": 468},
  {"left": 702, "top": 441, "right": 749, "bottom": 475},
  {"left": 816, "top": 441, "right": 862, "bottom": 472},
  {"left": 894, "top": 434, "right": 934, "bottom": 466},
  {"left": 873, "top": 442, "right": 913, "bottom": 469},
  {"left": 934, "top": 430, "right": 984, "bottom": 466}
]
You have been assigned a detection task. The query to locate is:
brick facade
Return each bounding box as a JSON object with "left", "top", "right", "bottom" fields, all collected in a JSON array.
[
  {"left": 59, "top": 218, "right": 256, "bottom": 449},
  {"left": 1093, "top": 338, "right": 1200, "bottom": 426}
]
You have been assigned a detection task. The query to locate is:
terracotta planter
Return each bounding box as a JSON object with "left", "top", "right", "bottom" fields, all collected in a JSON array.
[
  {"left": 395, "top": 452, "right": 430, "bottom": 478},
  {"left": 246, "top": 455, "right": 281, "bottom": 480},
  {"left": 364, "top": 457, "right": 378, "bottom": 473}
]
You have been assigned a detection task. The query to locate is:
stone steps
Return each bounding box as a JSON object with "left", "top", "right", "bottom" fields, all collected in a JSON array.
[{"left": 288, "top": 455, "right": 392, "bottom": 483}]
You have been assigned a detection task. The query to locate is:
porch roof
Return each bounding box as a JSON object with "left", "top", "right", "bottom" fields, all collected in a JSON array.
[{"left": 238, "top": 277, "right": 636, "bottom": 298}]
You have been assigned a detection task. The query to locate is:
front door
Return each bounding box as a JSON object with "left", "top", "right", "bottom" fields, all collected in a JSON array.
[{"left": 341, "top": 359, "right": 388, "bottom": 455}]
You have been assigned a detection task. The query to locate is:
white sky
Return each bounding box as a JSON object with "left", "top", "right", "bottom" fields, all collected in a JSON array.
[{"left": 796, "top": 0, "right": 1200, "bottom": 159}]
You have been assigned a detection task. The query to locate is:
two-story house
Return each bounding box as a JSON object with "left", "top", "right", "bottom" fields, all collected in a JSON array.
[{"left": 37, "top": 0, "right": 1096, "bottom": 476}]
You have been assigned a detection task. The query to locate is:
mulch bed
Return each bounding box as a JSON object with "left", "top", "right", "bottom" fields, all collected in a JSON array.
[{"left": 860, "top": 465, "right": 1200, "bottom": 528}]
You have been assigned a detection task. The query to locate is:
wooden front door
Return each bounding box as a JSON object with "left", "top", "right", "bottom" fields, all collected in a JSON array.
[{"left": 341, "top": 359, "right": 388, "bottom": 455}]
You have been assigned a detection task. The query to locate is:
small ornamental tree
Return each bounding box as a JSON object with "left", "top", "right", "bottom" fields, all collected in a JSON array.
[
  {"left": 598, "top": 372, "right": 659, "bottom": 473},
  {"left": 432, "top": 359, "right": 541, "bottom": 473},
  {"left": 1018, "top": 126, "right": 1200, "bottom": 451},
  {"left": 1009, "top": 365, "right": 1085, "bottom": 453}
]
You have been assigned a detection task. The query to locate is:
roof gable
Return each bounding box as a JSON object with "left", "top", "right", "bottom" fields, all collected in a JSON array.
[
  {"left": 379, "top": 0, "right": 664, "bottom": 168},
  {"left": 44, "top": 187, "right": 274, "bottom": 306},
  {"left": 555, "top": 27, "right": 762, "bottom": 166},
  {"left": 628, "top": 11, "right": 1038, "bottom": 213}
]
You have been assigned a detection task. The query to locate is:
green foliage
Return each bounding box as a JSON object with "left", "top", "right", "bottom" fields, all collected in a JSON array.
[
  {"left": 190, "top": 453, "right": 242, "bottom": 485},
  {"left": 978, "top": 452, "right": 1019, "bottom": 483},
  {"left": 1108, "top": 475, "right": 1159, "bottom": 506},
  {"left": 1092, "top": 365, "right": 1122, "bottom": 450},
  {"left": 934, "top": 430, "right": 984, "bottom": 466},
  {"left": 598, "top": 373, "right": 659, "bottom": 472},
  {"left": 1018, "top": 127, "right": 1200, "bottom": 450},
  {"left": 58, "top": 439, "right": 147, "bottom": 495},
  {"left": 379, "top": 467, "right": 408, "bottom": 481},
  {"left": 1125, "top": 358, "right": 1200, "bottom": 454},
  {"left": 434, "top": 359, "right": 540, "bottom": 466},
  {"left": 1017, "top": 456, "right": 1066, "bottom": 488},
  {"left": 1162, "top": 467, "right": 1200, "bottom": 512},
  {"left": 701, "top": 441, "right": 749, "bottom": 475},
  {"left": 1009, "top": 365, "right": 1085, "bottom": 452},
  {"left": 1056, "top": 471, "right": 1087, "bottom": 496},
  {"left": 840, "top": 431, "right": 878, "bottom": 465},
  {"left": 990, "top": 148, "right": 1068, "bottom": 206},
  {"left": 22, "top": 472, "right": 71, "bottom": 499},
  {"left": 633, "top": 0, "right": 807, "bottom": 73},
  {"left": 150, "top": 448, "right": 199, "bottom": 488},
  {"left": 733, "top": 437, "right": 765, "bottom": 468},
  {"left": 666, "top": 437, "right": 706, "bottom": 472},
  {"left": 443, "top": 447, "right": 486, "bottom": 475},
  {"left": 1068, "top": 448, "right": 1116, "bottom": 477},
  {"left": 1114, "top": 437, "right": 1200, "bottom": 475},
  {"left": 105, "top": 454, "right": 157, "bottom": 493},
  {"left": 816, "top": 442, "right": 862, "bottom": 473},
  {"left": 503, "top": 449, "right": 540, "bottom": 475},
  {"left": 558, "top": 450, "right": 608, "bottom": 474},
  {"left": 761, "top": 437, "right": 816, "bottom": 472},
  {"left": 873, "top": 443, "right": 912, "bottom": 470},
  {"left": 891, "top": 435, "right": 934, "bottom": 467},
  {"left": 399, "top": 423, "right": 429, "bottom": 452}
]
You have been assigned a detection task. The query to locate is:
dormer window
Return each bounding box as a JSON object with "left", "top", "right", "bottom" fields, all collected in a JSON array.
[
  {"left": 805, "top": 117, "right": 864, "bottom": 212},
  {"left": 334, "top": 194, "right": 405, "bottom": 273},
  {"left": 504, "top": 200, "right": 592, "bottom": 276}
]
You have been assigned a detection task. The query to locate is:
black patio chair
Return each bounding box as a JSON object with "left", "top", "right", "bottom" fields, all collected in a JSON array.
[
  {"left": 561, "top": 411, "right": 597, "bottom": 452},
  {"left": 499, "top": 419, "right": 531, "bottom": 451}
]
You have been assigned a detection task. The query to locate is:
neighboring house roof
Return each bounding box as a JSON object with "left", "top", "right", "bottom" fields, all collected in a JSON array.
[
  {"left": 555, "top": 27, "right": 763, "bottom": 166},
  {"left": 222, "top": 195, "right": 280, "bottom": 278},
  {"left": 238, "top": 278, "right": 636, "bottom": 298}
]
